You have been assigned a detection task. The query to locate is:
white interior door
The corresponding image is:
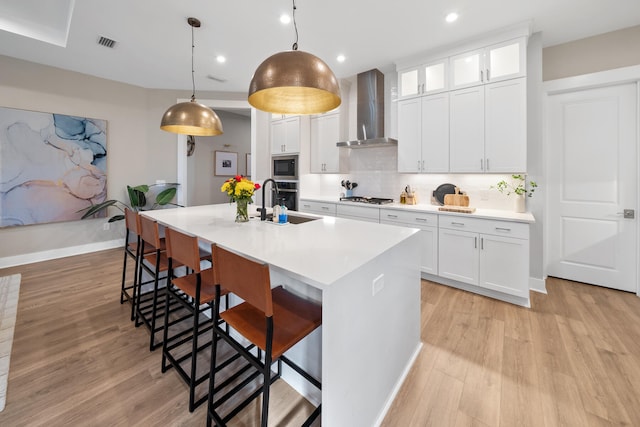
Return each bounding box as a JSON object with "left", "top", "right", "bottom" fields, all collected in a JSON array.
[{"left": 547, "top": 83, "right": 638, "bottom": 292}]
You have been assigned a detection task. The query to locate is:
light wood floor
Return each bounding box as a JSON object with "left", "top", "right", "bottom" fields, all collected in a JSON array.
[{"left": 1, "top": 249, "right": 640, "bottom": 426}]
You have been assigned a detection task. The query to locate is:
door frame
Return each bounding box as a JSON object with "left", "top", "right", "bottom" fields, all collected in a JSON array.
[
  {"left": 173, "top": 98, "right": 255, "bottom": 207},
  {"left": 543, "top": 64, "right": 640, "bottom": 296}
]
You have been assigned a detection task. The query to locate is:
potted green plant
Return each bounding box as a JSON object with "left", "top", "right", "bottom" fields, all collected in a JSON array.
[
  {"left": 493, "top": 175, "right": 537, "bottom": 213},
  {"left": 78, "top": 183, "right": 179, "bottom": 222}
]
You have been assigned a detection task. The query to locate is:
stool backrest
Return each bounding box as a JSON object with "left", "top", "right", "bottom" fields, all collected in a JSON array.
[
  {"left": 124, "top": 208, "right": 139, "bottom": 235},
  {"left": 165, "top": 228, "right": 201, "bottom": 273},
  {"left": 212, "top": 244, "right": 273, "bottom": 317},
  {"left": 138, "top": 215, "right": 162, "bottom": 250}
]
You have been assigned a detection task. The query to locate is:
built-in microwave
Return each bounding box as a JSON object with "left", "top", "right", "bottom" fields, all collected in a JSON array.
[{"left": 272, "top": 155, "right": 298, "bottom": 180}]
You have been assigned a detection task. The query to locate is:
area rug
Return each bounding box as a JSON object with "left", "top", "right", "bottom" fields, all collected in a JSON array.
[{"left": 0, "top": 274, "right": 20, "bottom": 412}]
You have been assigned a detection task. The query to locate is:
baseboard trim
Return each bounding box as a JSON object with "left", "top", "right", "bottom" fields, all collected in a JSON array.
[
  {"left": 0, "top": 239, "right": 123, "bottom": 269},
  {"left": 529, "top": 277, "right": 547, "bottom": 294},
  {"left": 374, "top": 342, "right": 423, "bottom": 427}
]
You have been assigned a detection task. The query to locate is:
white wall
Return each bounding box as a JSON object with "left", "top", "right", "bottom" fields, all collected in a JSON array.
[
  {"left": 0, "top": 55, "right": 246, "bottom": 263},
  {"left": 187, "top": 110, "right": 251, "bottom": 206}
]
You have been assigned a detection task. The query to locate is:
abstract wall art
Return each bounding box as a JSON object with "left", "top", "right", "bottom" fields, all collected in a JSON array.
[{"left": 0, "top": 107, "right": 107, "bottom": 227}]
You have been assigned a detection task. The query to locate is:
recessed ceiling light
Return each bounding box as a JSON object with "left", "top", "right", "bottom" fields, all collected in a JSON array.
[
  {"left": 445, "top": 12, "right": 459, "bottom": 23},
  {"left": 336, "top": 54, "right": 346, "bottom": 63},
  {"left": 280, "top": 14, "right": 291, "bottom": 24},
  {"left": 216, "top": 55, "right": 226, "bottom": 63}
]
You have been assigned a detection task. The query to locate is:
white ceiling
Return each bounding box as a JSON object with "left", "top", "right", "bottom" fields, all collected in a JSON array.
[{"left": 0, "top": 0, "right": 639, "bottom": 94}]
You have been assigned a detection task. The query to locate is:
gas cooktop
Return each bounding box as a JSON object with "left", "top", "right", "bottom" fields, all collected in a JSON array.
[{"left": 340, "top": 196, "right": 394, "bottom": 205}]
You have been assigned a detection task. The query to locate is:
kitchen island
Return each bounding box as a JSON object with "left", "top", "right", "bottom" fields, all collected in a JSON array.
[{"left": 141, "top": 203, "right": 421, "bottom": 427}]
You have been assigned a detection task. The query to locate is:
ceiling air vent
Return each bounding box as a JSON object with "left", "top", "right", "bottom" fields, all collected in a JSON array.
[{"left": 97, "top": 36, "right": 117, "bottom": 48}]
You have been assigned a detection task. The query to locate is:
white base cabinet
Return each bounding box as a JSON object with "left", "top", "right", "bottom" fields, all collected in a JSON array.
[
  {"left": 438, "top": 215, "right": 529, "bottom": 299},
  {"left": 438, "top": 228, "right": 479, "bottom": 284},
  {"left": 380, "top": 209, "right": 438, "bottom": 275},
  {"left": 299, "top": 200, "right": 336, "bottom": 216},
  {"left": 300, "top": 199, "right": 532, "bottom": 305}
]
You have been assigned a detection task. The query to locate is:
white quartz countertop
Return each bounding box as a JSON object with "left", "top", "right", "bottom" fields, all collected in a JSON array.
[
  {"left": 141, "top": 203, "right": 419, "bottom": 289},
  {"left": 301, "top": 195, "right": 536, "bottom": 223}
]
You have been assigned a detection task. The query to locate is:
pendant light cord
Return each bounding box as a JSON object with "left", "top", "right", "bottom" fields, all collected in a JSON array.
[
  {"left": 292, "top": 0, "right": 299, "bottom": 51},
  {"left": 191, "top": 22, "right": 196, "bottom": 101}
]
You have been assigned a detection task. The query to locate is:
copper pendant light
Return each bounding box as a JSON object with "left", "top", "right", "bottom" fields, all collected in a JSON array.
[
  {"left": 248, "top": 0, "right": 341, "bottom": 115},
  {"left": 161, "top": 18, "right": 223, "bottom": 136}
]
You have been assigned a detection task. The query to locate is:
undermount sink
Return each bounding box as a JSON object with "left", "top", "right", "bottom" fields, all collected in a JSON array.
[{"left": 261, "top": 213, "right": 319, "bottom": 224}]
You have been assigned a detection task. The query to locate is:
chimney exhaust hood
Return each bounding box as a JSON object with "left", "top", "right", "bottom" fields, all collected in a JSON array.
[{"left": 337, "top": 69, "right": 397, "bottom": 148}]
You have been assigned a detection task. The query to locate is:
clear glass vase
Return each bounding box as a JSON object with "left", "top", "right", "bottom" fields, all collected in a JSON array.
[{"left": 235, "top": 199, "right": 249, "bottom": 223}]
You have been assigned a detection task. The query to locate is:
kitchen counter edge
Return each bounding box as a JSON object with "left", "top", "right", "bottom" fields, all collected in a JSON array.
[{"left": 300, "top": 196, "right": 535, "bottom": 223}]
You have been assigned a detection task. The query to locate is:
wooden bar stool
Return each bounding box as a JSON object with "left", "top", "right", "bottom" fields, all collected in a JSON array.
[
  {"left": 121, "top": 208, "right": 165, "bottom": 321},
  {"left": 161, "top": 227, "right": 230, "bottom": 412},
  {"left": 207, "top": 244, "right": 322, "bottom": 427},
  {"left": 136, "top": 215, "right": 180, "bottom": 351}
]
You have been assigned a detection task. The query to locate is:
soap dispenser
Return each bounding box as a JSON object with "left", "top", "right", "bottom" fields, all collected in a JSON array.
[
  {"left": 272, "top": 203, "right": 281, "bottom": 222},
  {"left": 278, "top": 199, "right": 288, "bottom": 224}
]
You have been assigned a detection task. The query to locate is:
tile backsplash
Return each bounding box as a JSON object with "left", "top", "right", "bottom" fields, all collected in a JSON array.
[{"left": 300, "top": 146, "right": 526, "bottom": 211}]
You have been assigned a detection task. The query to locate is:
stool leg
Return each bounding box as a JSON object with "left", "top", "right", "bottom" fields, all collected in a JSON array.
[
  {"left": 161, "top": 260, "right": 172, "bottom": 373},
  {"left": 130, "top": 237, "right": 141, "bottom": 321},
  {"left": 134, "top": 241, "right": 146, "bottom": 327},
  {"left": 189, "top": 275, "right": 202, "bottom": 412},
  {"left": 207, "top": 287, "right": 221, "bottom": 427},
  {"left": 149, "top": 249, "right": 161, "bottom": 351},
  {"left": 120, "top": 235, "right": 129, "bottom": 305}
]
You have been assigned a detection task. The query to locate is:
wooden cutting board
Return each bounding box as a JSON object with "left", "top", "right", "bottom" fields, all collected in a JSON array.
[
  {"left": 438, "top": 206, "right": 476, "bottom": 214},
  {"left": 443, "top": 194, "right": 470, "bottom": 207}
]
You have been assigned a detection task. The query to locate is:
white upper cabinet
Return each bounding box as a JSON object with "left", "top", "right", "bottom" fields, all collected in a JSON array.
[
  {"left": 271, "top": 115, "right": 300, "bottom": 155},
  {"left": 398, "top": 58, "right": 448, "bottom": 100},
  {"left": 396, "top": 25, "right": 529, "bottom": 174},
  {"left": 487, "top": 38, "right": 526, "bottom": 81},
  {"left": 311, "top": 113, "right": 345, "bottom": 173},
  {"left": 451, "top": 49, "right": 484, "bottom": 90},
  {"left": 450, "top": 77, "right": 526, "bottom": 173},
  {"left": 450, "top": 37, "right": 526, "bottom": 90},
  {"left": 398, "top": 93, "right": 449, "bottom": 173}
]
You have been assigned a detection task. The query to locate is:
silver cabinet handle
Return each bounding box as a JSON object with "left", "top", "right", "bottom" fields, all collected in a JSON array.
[
  {"left": 474, "top": 237, "right": 478, "bottom": 248},
  {"left": 417, "top": 84, "right": 420, "bottom": 94},
  {"left": 495, "top": 227, "right": 511, "bottom": 232},
  {"left": 417, "top": 160, "right": 421, "bottom": 171},
  {"left": 422, "top": 83, "right": 425, "bottom": 93},
  {"left": 386, "top": 214, "right": 398, "bottom": 219},
  {"left": 303, "top": 204, "right": 311, "bottom": 208},
  {"left": 480, "top": 70, "right": 484, "bottom": 82},
  {"left": 480, "top": 159, "right": 484, "bottom": 171},
  {"left": 480, "top": 237, "right": 484, "bottom": 250},
  {"left": 451, "top": 222, "right": 465, "bottom": 226},
  {"left": 321, "top": 206, "right": 330, "bottom": 210},
  {"left": 415, "top": 217, "right": 427, "bottom": 222},
  {"left": 422, "top": 160, "right": 425, "bottom": 171},
  {"left": 486, "top": 158, "right": 490, "bottom": 171},
  {"left": 486, "top": 69, "right": 490, "bottom": 81}
]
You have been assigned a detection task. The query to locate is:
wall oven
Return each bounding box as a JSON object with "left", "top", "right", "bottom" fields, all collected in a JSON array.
[
  {"left": 272, "top": 155, "right": 298, "bottom": 181},
  {"left": 273, "top": 181, "right": 298, "bottom": 211}
]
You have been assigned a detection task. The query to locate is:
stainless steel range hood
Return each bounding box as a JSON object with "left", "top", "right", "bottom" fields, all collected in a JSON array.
[{"left": 337, "top": 69, "right": 397, "bottom": 148}]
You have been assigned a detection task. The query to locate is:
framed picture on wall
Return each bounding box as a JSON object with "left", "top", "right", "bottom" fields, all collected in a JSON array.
[
  {"left": 214, "top": 151, "right": 238, "bottom": 176},
  {"left": 245, "top": 153, "right": 251, "bottom": 177}
]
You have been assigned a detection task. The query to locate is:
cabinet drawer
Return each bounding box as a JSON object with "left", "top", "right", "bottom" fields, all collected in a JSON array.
[
  {"left": 299, "top": 200, "right": 336, "bottom": 216},
  {"left": 479, "top": 220, "right": 529, "bottom": 239},
  {"left": 438, "top": 215, "right": 486, "bottom": 233},
  {"left": 380, "top": 209, "right": 438, "bottom": 227},
  {"left": 439, "top": 215, "right": 529, "bottom": 239},
  {"left": 337, "top": 204, "right": 380, "bottom": 221}
]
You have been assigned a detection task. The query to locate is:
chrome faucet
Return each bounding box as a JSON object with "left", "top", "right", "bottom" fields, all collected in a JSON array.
[{"left": 261, "top": 179, "right": 279, "bottom": 221}]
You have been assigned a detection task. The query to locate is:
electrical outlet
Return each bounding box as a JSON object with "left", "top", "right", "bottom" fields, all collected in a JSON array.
[
  {"left": 103, "top": 222, "right": 110, "bottom": 231},
  {"left": 372, "top": 274, "right": 384, "bottom": 296},
  {"left": 480, "top": 190, "right": 490, "bottom": 201}
]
